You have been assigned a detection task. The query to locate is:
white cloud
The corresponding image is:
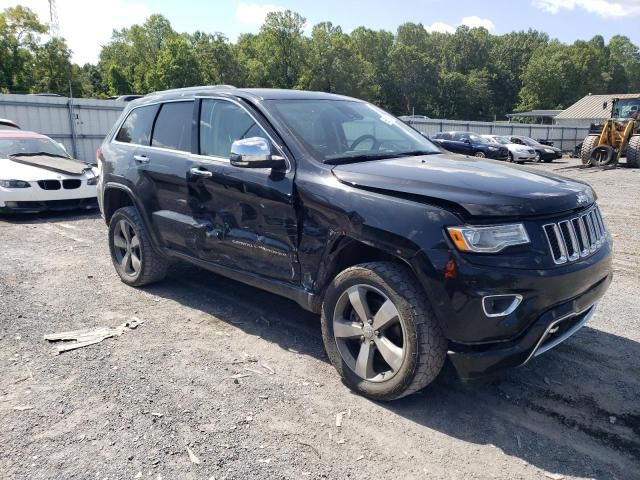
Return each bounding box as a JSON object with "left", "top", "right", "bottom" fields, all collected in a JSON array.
[
  {"left": 235, "top": 2, "right": 285, "bottom": 26},
  {"left": 532, "top": 0, "right": 640, "bottom": 18},
  {"left": 425, "top": 21, "right": 456, "bottom": 34},
  {"left": 0, "top": 0, "right": 151, "bottom": 64},
  {"left": 425, "top": 16, "right": 495, "bottom": 34},
  {"left": 461, "top": 15, "right": 496, "bottom": 32}
]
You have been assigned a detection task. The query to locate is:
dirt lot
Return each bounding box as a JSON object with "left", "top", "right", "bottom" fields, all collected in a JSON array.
[{"left": 1, "top": 157, "right": 639, "bottom": 480}]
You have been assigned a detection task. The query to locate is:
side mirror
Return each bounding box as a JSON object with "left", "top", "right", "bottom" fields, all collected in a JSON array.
[
  {"left": 230, "top": 137, "right": 285, "bottom": 169},
  {"left": 57, "top": 141, "right": 68, "bottom": 153}
]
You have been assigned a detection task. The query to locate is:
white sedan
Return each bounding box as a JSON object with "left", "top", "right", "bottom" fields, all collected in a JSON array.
[
  {"left": 481, "top": 134, "right": 537, "bottom": 163},
  {"left": 0, "top": 131, "right": 98, "bottom": 214}
]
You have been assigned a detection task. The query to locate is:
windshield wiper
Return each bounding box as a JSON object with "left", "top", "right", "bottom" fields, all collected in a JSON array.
[
  {"left": 324, "top": 153, "right": 401, "bottom": 165},
  {"left": 393, "top": 150, "right": 441, "bottom": 157},
  {"left": 10, "top": 151, "right": 68, "bottom": 159},
  {"left": 324, "top": 150, "right": 439, "bottom": 165}
]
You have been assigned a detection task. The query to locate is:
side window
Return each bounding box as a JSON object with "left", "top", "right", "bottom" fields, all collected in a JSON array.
[
  {"left": 453, "top": 133, "right": 466, "bottom": 141},
  {"left": 199, "top": 99, "right": 267, "bottom": 158},
  {"left": 115, "top": 105, "right": 158, "bottom": 145},
  {"left": 511, "top": 137, "right": 523, "bottom": 145},
  {"left": 151, "top": 101, "right": 193, "bottom": 152}
]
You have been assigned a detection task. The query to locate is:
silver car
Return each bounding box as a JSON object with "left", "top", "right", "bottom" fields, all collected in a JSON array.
[{"left": 482, "top": 134, "right": 537, "bottom": 163}]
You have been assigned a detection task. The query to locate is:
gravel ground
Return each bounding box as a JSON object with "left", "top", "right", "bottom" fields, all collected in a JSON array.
[{"left": 0, "top": 157, "right": 638, "bottom": 480}]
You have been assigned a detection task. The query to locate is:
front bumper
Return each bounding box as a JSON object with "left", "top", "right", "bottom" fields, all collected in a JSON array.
[
  {"left": 514, "top": 152, "right": 537, "bottom": 162},
  {"left": 0, "top": 181, "right": 97, "bottom": 213},
  {"left": 0, "top": 197, "right": 98, "bottom": 214},
  {"left": 447, "top": 273, "right": 610, "bottom": 380},
  {"left": 411, "top": 234, "right": 612, "bottom": 380}
]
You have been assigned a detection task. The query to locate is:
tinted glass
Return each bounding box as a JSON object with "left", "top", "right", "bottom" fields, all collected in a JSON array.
[
  {"left": 115, "top": 105, "right": 158, "bottom": 145},
  {"left": 199, "top": 99, "right": 267, "bottom": 158},
  {"left": 151, "top": 102, "right": 193, "bottom": 152},
  {"left": 267, "top": 99, "right": 439, "bottom": 162}
]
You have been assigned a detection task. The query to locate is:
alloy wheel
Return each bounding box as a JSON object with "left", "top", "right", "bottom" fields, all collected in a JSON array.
[
  {"left": 333, "top": 285, "right": 406, "bottom": 382},
  {"left": 112, "top": 219, "right": 142, "bottom": 277}
]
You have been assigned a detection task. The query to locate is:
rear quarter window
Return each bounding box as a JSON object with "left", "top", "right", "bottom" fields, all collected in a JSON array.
[{"left": 115, "top": 105, "right": 159, "bottom": 145}]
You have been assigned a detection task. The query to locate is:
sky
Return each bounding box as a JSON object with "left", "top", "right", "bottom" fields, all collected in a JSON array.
[{"left": 0, "top": 0, "right": 637, "bottom": 65}]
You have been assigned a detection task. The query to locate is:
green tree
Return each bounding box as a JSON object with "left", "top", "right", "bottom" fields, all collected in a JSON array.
[
  {"left": 518, "top": 41, "right": 579, "bottom": 110},
  {"left": 0, "top": 5, "right": 47, "bottom": 93},
  {"left": 31, "top": 37, "right": 81, "bottom": 95},
  {"left": 189, "top": 32, "right": 244, "bottom": 86},
  {"left": 258, "top": 10, "right": 306, "bottom": 88},
  {"left": 301, "top": 22, "right": 367, "bottom": 97},
  {"left": 148, "top": 35, "right": 203, "bottom": 91}
]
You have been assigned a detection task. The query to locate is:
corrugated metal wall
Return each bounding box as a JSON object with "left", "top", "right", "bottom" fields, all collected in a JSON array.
[
  {"left": 406, "top": 119, "right": 591, "bottom": 151},
  {"left": 0, "top": 94, "right": 126, "bottom": 163},
  {"left": 0, "top": 94, "right": 591, "bottom": 162}
]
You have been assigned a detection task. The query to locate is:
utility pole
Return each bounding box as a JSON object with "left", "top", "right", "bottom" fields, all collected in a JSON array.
[{"left": 48, "top": 0, "right": 60, "bottom": 37}]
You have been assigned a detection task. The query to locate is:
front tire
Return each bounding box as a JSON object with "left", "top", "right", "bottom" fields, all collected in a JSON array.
[
  {"left": 474, "top": 151, "right": 486, "bottom": 158},
  {"left": 108, "top": 206, "right": 168, "bottom": 287},
  {"left": 321, "top": 262, "right": 446, "bottom": 401}
]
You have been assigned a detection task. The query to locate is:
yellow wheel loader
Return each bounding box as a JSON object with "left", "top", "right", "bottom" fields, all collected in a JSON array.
[{"left": 580, "top": 97, "right": 640, "bottom": 168}]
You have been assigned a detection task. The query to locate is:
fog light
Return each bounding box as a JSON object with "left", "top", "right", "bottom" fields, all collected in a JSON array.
[{"left": 482, "top": 294, "right": 522, "bottom": 317}]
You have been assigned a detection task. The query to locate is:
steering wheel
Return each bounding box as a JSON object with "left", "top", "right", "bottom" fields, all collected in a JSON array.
[{"left": 350, "top": 134, "right": 378, "bottom": 151}]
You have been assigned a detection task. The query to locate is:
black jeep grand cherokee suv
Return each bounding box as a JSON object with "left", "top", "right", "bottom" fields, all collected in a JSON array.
[{"left": 98, "top": 86, "right": 612, "bottom": 401}]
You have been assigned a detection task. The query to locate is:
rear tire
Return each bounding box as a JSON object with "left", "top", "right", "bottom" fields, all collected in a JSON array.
[
  {"left": 581, "top": 135, "right": 600, "bottom": 165},
  {"left": 627, "top": 135, "right": 640, "bottom": 168},
  {"left": 321, "top": 262, "right": 447, "bottom": 401},
  {"left": 508, "top": 152, "right": 514, "bottom": 163},
  {"left": 108, "top": 206, "right": 168, "bottom": 287}
]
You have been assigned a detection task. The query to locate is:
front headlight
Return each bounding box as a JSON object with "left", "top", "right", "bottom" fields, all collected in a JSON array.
[
  {"left": 544, "top": 148, "right": 554, "bottom": 153},
  {"left": 447, "top": 224, "right": 530, "bottom": 253},
  {"left": 488, "top": 146, "right": 498, "bottom": 151},
  {"left": 0, "top": 179, "right": 31, "bottom": 188}
]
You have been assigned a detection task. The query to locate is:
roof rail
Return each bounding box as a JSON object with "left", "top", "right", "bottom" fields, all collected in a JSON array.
[{"left": 145, "top": 85, "right": 236, "bottom": 97}]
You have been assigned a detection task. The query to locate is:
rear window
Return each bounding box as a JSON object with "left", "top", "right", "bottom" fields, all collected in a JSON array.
[
  {"left": 115, "top": 105, "right": 158, "bottom": 145},
  {"left": 152, "top": 102, "right": 193, "bottom": 152}
]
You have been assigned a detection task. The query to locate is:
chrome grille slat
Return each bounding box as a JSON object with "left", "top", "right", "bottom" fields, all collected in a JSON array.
[{"left": 543, "top": 205, "right": 606, "bottom": 265}]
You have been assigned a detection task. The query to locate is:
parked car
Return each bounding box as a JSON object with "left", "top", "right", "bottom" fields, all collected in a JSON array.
[
  {"left": 0, "top": 131, "right": 98, "bottom": 214},
  {"left": 508, "top": 135, "right": 563, "bottom": 162},
  {"left": 98, "top": 87, "right": 612, "bottom": 401},
  {"left": 0, "top": 119, "right": 21, "bottom": 130},
  {"left": 481, "top": 134, "right": 537, "bottom": 163},
  {"left": 431, "top": 131, "right": 509, "bottom": 160}
]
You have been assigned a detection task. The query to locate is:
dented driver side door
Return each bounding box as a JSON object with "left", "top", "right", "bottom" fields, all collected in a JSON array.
[{"left": 187, "top": 97, "right": 300, "bottom": 284}]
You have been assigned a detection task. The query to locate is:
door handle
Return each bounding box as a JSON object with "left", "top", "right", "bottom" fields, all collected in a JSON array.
[
  {"left": 190, "top": 167, "right": 213, "bottom": 178},
  {"left": 133, "top": 154, "right": 149, "bottom": 164}
]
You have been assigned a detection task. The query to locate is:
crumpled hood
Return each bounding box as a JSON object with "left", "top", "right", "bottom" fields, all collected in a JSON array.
[
  {"left": 332, "top": 154, "right": 594, "bottom": 218},
  {"left": 1, "top": 156, "right": 94, "bottom": 181}
]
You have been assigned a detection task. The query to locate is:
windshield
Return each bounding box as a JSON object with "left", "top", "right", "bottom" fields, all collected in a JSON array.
[
  {"left": 267, "top": 99, "right": 441, "bottom": 163},
  {"left": 494, "top": 136, "right": 512, "bottom": 145},
  {"left": 613, "top": 98, "right": 640, "bottom": 119},
  {"left": 0, "top": 136, "right": 69, "bottom": 158},
  {"left": 468, "top": 134, "right": 489, "bottom": 144},
  {"left": 516, "top": 136, "right": 539, "bottom": 146}
]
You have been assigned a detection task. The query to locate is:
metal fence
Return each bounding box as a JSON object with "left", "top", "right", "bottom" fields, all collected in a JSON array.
[
  {"left": 0, "top": 94, "right": 591, "bottom": 162},
  {"left": 406, "top": 119, "right": 591, "bottom": 152},
  {"left": 0, "top": 94, "right": 126, "bottom": 163}
]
